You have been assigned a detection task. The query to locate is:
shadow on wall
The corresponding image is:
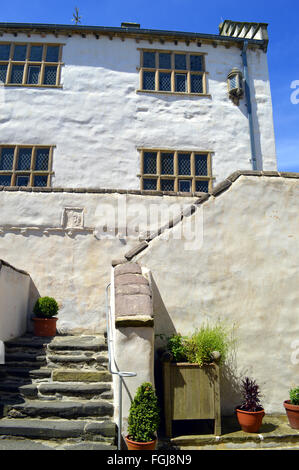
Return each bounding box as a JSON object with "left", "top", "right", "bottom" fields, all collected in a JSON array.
[{"left": 27, "top": 277, "right": 40, "bottom": 333}]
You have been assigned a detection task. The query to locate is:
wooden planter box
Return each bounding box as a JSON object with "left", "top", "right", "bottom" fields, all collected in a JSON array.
[{"left": 162, "top": 361, "right": 221, "bottom": 437}]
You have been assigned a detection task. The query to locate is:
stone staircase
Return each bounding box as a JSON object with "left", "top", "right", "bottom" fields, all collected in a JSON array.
[{"left": 0, "top": 334, "right": 117, "bottom": 450}]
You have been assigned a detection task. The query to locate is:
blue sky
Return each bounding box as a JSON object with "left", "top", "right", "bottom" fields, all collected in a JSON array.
[{"left": 1, "top": 0, "right": 299, "bottom": 171}]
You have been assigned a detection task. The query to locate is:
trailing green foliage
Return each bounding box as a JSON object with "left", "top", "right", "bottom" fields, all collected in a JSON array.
[
  {"left": 167, "top": 322, "right": 231, "bottom": 366},
  {"left": 290, "top": 387, "right": 299, "bottom": 405},
  {"left": 127, "top": 382, "right": 160, "bottom": 443},
  {"left": 33, "top": 296, "right": 59, "bottom": 319}
]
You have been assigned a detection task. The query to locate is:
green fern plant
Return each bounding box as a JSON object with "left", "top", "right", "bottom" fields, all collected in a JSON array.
[{"left": 127, "top": 382, "right": 160, "bottom": 442}]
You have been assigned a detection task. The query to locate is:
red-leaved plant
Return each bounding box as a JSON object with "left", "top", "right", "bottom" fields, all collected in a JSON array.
[{"left": 238, "top": 377, "right": 263, "bottom": 412}]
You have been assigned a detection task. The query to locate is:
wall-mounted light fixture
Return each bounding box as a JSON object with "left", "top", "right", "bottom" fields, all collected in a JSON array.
[{"left": 227, "top": 68, "right": 244, "bottom": 105}]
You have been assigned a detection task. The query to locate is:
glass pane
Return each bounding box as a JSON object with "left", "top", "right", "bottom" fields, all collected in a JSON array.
[
  {"left": 35, "top": 148, "right": 49, "bottom": 171},
  {"left": 175, "top": 54, "right": 186, "bottom": 70},
  {"left": 196, "top": 180, "right": 209, "bottom": 193},
  {"left": 29, "top": 45, "right": 43, "bottom": 61},
  {"left": 43, "top": 66, "right": 57, "bottom": 85},
  {"left": 27, "top": 66, "right": 40, "bottom": 84},
  {"left": 159, "top": 72, "right": 171, "bottom": 91},
  {"left": 0, "top": 175, "right": 11, "bottom": 186},
  {"left": 10, "top": 65, "right": 24, "bottom": 84},
  {"left": 175, "top": 73, "right": 187, "bottom": 92},
  {"left": 143, "top": 51, "right": 155, "bottom": 68},
  {"left": 143, "top": 71, "right": 155, "bottom": 90},
  {"left": 179, "top": 180, "right": 191, "bottom": 192},
  {"left": 161, "top": 179, "right": 174, "bottom": 191},
  {"left": 46, "top": 45, "right": 59, "bottom": 62},
  {"left": 229, "top": 75, "right": 237, "bottom": 90},
  {"left": 178, "top": 153, "right": 191, "bottom": 175},
  {"left": 13, "top": 44, "right": 27, "bottom": 61},
  {"left": 17, "top": 148, "right": 32, "bottom": 170},
  {"left": 34, "top": 175, "right": 48, "bottom": 187},
  {"left": 159, "top": 53, "right": 171, "bottom": 69},
  {"left": 191, "top": 74, "right": 203, "bottom": 93},
  {"left": 190, "top": 55, "right": 203, "bottom": 71},
  {"left": 143, "top": 178, "right": 157, "bottom": 190},
  {"left": 0, "top": 148, "right": 14, "bottom": 170},
  {"left": 195, "top": 154, "right": 208, "bottom": 176},
  {"left": 0, "top": 64, "right": 8, "bottom": 84},
  {"left": 16, "top": 175, "right": 30, "bottom": 187},
  {"left": 0, "top": 44, "right": 11, "bottom": 60},
  {"left": 161, "top": 153, "right": 174, "bottom": 175},
  {"left": 143, "top": 152, "right": 157, "bottom": 174}
]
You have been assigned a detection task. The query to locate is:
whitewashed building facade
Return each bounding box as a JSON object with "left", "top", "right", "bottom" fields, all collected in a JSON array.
[{"left": 0, "top": 20, "right": 276, "bottom": 193}]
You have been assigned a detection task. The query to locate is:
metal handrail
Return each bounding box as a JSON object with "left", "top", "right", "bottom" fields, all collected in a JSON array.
[{"left": 105, "top": 283, "right": 136, "bottom": 450}]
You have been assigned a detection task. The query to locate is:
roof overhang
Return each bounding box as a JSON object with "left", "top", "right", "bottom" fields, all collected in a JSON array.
[{"left": 0, "top": 22, "right": 267, "bottom": 51}]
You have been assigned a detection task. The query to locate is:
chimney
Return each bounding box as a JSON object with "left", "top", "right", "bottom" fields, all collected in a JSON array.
[
  {"left": 219, "top": 20, "right": 268, "bottom": 49},
  {"left": 121, "top": 22, "right": 141, "bottom": 29}
]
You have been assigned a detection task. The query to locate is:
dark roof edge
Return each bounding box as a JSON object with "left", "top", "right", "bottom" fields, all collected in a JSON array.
[
  {"left": 116, "top": 170, "right": 298, "bottom": 263},
  {"left": 0, "top": 22, "right": 266, "bottom": 48}
]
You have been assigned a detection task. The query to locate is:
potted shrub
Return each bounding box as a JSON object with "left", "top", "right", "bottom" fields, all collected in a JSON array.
[
  {"left": 235, "top": 377, "right": 265, "bottom": 433},
  {"left": 162, "top": 322, "right": 232, "bottom": 437},
  {"left": 125, "top": 382, "right": 160, "bottom": 450},
  {"left": 284, "top": 387, "right": 299, "bottom": 429},
  {"left": 33, "top": 296, "right": 59, "bottom": 337}
]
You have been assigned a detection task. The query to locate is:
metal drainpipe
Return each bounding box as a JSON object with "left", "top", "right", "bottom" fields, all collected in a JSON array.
[{"left": 242, "top": 40, "right": 257, "bottom": 171}]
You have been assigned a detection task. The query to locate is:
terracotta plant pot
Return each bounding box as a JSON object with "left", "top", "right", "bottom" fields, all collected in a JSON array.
[
  {"left": 125, "top": 436, "right": 157, "bottom": 450},
  {"left": 33, "top": 317, "right": 57, "bottom": 337},
  {"left": 236, "top": 408, "right": 265, "bottom": 433},
  {"left": 284, "top": 400, "right": 299, "bottom": 429}
]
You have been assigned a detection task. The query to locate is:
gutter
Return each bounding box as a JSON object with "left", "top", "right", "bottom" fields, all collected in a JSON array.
[{"left": 242, "top": 40, "right": 257, "bottom": 170}]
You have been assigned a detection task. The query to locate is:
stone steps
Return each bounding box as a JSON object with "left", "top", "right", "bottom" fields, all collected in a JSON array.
[
  {"left": 0, "top": 418, "right": 115, "bottom": 442},
  {"left": 0, "top": 334, "right": 116, "bottom": 448},
  {"left": 5, "top": 399, "right": 114, "bottom": 419}
]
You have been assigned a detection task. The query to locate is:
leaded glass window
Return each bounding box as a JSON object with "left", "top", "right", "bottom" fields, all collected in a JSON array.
[
  {"left": 44, "top": 66, "right": 57, "bottom": 86},
  {"left": 0, "top": 145, "right": 53, "bottom": 187},
  {"left": 141, "top": 149, "right": 212, "bottom": 193},
  {"left": 0, "top": 42, "right": 63, "bottom": 87},
  {"left": 161, "top": 153, "right": 174, "bottom": 175},
  {"left": 179, "top": 180, "right": 192, "bottom": 192},
  {"left": 178, "top": 153, "right": 190, "bottom": 175},
  {"left": 17, "top": 148, "right": 32, "bottom": 170},
  {"left": 0, "top": 148, "right": 14, "bottom": 170},
  {"left": 161, "top": 179, "right": 174, "bottom": 191},
  {"left": 143, "top": 178, "right": 157, "bottom": 190},
  {"left": 139, "top": 49, "right": 206, "bottom": 95},
  {"left": 143, "top": 71, "right": 155, "bottom": 90},
  {"left": 143, "top": 152, "right": 157, "bottom": 174}
]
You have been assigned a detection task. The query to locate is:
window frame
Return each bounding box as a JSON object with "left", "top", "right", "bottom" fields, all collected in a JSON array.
[
  {"left": 0, "top": 42, "right": 64, "bottom": 88},
  {"left": 137, "top": 48, "right": 209, "bottom": 96},
  {"left": 0, "top": 145, "right": 54, "bottom": 187},
  {"left": 139, "top": 149, "right": 213, "bottom": 193}
]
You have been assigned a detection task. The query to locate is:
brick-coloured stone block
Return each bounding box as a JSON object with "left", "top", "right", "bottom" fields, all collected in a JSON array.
[
  {"left": 114, "top": 273, "right": 149, "bottom": 286},
  {"left": 115, "top": 293, "right": 152, "bottom": 317},
  {"left": 114, "top": 262, "right": 142, "bottom": 276}
]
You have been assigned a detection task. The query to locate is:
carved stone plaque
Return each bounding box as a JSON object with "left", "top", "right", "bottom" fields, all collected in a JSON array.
[{"left": 63, "top": 208, "right": 84, "bottom": 229}]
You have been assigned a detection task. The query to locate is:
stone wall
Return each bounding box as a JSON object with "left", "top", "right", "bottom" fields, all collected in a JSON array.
[
  {"left": 0, "top": 260, "right": 30, "bottom": 342},
  {"left": 0, "top": 189, "right": 196, "bottom": 333},
  {"left": 132, "top": 172, "right": 299, "bottom": 414}
]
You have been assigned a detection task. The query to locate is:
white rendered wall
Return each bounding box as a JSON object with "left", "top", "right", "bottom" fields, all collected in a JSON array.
[
  {"left": 0, "top": 33, "right": 276, "bottom": 189},
  {"left": 0, "top": 190, "right": 196, "bottom": 333},
  {"left": 135, "top": 176, "right": 299, "bottom": 414},
  {"left": 0, "top": 262, "right": 30, "bottom": 342}
]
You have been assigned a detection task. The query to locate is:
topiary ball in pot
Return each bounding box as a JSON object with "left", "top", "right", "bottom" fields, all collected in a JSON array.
[
  {"left": 126, "top": 382, "right": 160, "bottom": 450},
  {"left": 33, "top": 296, "right": 59, "bottom": 337}
]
